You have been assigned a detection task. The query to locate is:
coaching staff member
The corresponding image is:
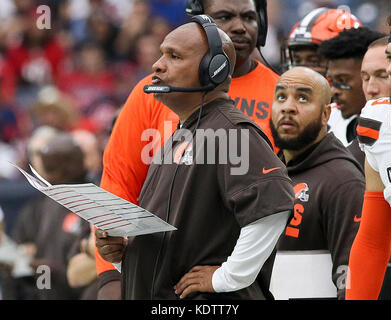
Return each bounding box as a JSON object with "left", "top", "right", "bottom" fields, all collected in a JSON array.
[
  {"left": 94, "top": 0, "right": 282, "bottom": 299},
  {"left": 270, "top": 67, "right": 365, "bottom": 299},
  {"left": 96, "top": 16, "right": 294, "bottom": 300}
]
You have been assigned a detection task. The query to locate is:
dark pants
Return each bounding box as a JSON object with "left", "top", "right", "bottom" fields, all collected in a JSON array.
[{"left": 379, "top": 266, "right": 391, "bottom": 300}]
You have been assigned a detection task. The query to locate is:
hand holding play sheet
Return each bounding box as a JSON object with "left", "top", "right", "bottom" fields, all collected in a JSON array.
[{"left": 11, "top": 163, "right": 176, "bottom": 238}]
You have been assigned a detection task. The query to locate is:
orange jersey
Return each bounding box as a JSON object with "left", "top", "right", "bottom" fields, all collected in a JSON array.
[
  {"left": 95, "top": 61, "right": 279, "bottom": 275},
  {"left": 229, "top": 60, "right": 279, "bottom": 152}
]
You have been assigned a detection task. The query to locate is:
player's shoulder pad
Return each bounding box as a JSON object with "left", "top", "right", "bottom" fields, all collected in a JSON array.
[
  {"left": 357, "top": 98, "right": 391, "bottom": 146},
  {"left": 360, "top": 97, "right": 391, "bottom": 121}
]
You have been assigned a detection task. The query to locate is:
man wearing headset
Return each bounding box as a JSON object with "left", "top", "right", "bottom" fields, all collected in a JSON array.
[
  {"left": 96, "top": 17, "right": 293, "bottom": 300},
  {"left": 94, "top": 0, "right": 284, "bottom": 299}
]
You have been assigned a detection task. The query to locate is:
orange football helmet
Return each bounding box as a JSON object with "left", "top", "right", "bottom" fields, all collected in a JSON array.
[{"left": 281, "top": 7, "right": 362, "bottom": 73}]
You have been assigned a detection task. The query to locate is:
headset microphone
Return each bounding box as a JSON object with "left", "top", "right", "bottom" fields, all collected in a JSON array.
[{"left": 143, "top": 83, "right": 215, "bottom": 94}]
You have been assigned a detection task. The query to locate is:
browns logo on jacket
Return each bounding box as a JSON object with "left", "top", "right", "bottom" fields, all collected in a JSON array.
[{"left": 277, "top": 132, "right": 365, "bottom": 299}]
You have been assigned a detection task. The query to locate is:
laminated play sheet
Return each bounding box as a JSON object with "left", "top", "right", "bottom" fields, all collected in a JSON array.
[{"left": 12, "top": 163, "right": 176, "bottom": 237}]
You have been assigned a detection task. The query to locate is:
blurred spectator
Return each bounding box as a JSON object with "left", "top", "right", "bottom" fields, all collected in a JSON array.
[
  {"left": 84, "top": 10, "right": 119, "bottom": 62},
  {"left": 31, "top": 86, "right": 77, "bottom": 131},
  {"left": 114, "top": 0, "right": 152, "bottom": 60},
  {"left": 0, "top": 139, "right": 18, "bottom": 180},
  {"left": 133, "top": 33, "right": 162, "bottom": 82},
  {"left": 10, "top": 133, "right": 90, "bottom": 300},
  {"left": 0, "top": 106, "right": 20, "bottom": 179},
  {"left": 148, "top": 0, "right": 187, "bottom": 28},
  {"left": 4, "top": 7, "right": 67, "bottom": 107},
  {"left": 112, "top": 1, "right": 171, "bottom": 100},
  {"left": 57, "top": 42, "right": 117, "bottom": 133},
  {"left": 26, "top": 125, "right": 60, "bottom": 177},
  {"left": 0, "top": 0, "right": 15, "bottom": 22},
  {"left": 149, "top": 16, "right": 172, "bottom": 42},
  {"left": 0, "top": 123, "right": 53, "bottom": 237},
  {"left": 66, "top": 224, "right": 98, "bottom": 300},
  {"left": 0, "top": 56, "right": 17, "bottom": 104},
  {"left": 0, "top": 125, "right": 60, "bottom": 236},
  {"left": 262, "top": 0, "right": 285, "bottom": 72},
  {"left": 111, "top": 30, "right": 164, "bottom": 101},
  {"left": 58, "top": 42, "right": 114, "bottom": 110},
  {"left": 71, "top": 129, "right": 103, "bottom": 185}
]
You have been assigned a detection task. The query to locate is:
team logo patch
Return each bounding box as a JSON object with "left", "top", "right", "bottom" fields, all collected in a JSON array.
[
  {"left": 173, "top": 142, "right": 193, "bottom": 165},
  {"left": 294, "top": 183, "right": 309, "bottom": 202},
  {"left": 63, "top": 212, "right": 81, "bottom": 234}
]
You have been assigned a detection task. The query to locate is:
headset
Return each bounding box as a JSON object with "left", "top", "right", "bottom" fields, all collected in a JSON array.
[
  {"left": 185, "top": 0, "right": 268, "bottom": 48},
  {"left": 184, "top": 0, "right": 280, "bottom": 75},
  {"left": 144, "top": 14, "right": 230, "bottom": 94}
]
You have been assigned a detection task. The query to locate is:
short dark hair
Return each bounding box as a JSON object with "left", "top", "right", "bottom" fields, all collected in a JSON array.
[{"left": 319, "top": 27, "right": 385, "bottom": 61}]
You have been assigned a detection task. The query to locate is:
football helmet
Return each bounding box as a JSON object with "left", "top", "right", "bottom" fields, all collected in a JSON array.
[{"left": 281, "top": 7, "right": 362, "bottom": 73}]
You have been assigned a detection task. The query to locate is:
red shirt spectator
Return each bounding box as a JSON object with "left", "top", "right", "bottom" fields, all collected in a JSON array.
[
  {"left": 57, "top": 42, "right": 115, "bottom": 112},
  {"left": 5, "top": 35, "right": 65, "bottom": 86}
]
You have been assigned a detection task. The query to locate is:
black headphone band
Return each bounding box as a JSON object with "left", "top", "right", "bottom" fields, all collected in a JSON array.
[
  {"left": 191, "top": 15, "right": 224, "bottom": 57},
  {"left": 190, "top": 15, "right": 230, "bottom": 87}
]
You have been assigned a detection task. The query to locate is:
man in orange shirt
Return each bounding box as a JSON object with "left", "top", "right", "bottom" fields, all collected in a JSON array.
[{"left": 95, "top": 0, "right": 280, "bottom": 299}]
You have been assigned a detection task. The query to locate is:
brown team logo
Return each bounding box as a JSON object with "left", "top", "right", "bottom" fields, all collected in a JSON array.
[{"left": 294, "top": 183, "right": 309, "bottom": 202}]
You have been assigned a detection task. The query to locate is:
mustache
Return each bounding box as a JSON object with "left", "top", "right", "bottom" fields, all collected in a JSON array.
[
  {"left": 332, "top": 96, "right": 344, "bottom": 105},
  {"left": 230, "top": 36, "right": 252, "bottom": 44},
  {"left": 277, "top": 116, "right": 298, "bottom": 127}
]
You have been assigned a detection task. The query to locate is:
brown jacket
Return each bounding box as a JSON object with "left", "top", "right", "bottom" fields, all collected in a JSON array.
[{"left": 122, "top": 98, "right": 294, "bottom": 300}]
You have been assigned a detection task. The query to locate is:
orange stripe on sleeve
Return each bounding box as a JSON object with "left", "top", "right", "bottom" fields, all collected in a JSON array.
[
  {"left": 356, "top": 125, "right": 380, "bottom": 140},
  {"left": 371, "top": 98, "right": 391, "bottom": 107}
]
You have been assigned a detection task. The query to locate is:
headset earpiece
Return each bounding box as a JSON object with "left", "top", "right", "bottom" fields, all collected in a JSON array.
[
  {"left": 185, "top": 0, "right": 203, "bottom": 15},
  {"left": 256, "top": 0, "right": 268, "bottom": 47},
  {"left": 191, "top": 15, "right": 230, "bottom": 88}
]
